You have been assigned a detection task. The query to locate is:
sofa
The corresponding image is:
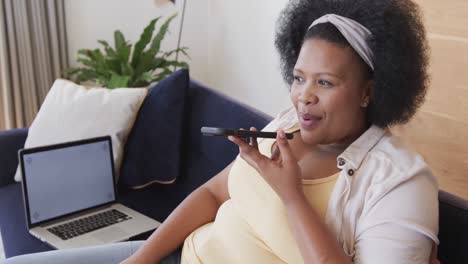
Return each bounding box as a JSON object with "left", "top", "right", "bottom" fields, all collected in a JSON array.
[{"left": 0, "top": 71, "right": 467, "bottom": 263}]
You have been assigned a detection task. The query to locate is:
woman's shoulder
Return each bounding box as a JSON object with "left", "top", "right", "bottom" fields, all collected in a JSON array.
[
  {"left": 342, "top": 125, "right": 430, "bottom": 177},
  {"left": 371, "top": 131, "right": 431, "bottom": 174},
  {"left": 348, "top": 125, "right": 438, "bottom": 192},
  {"left": 362, "top": 130, "right": 439, "bottom": 203}
]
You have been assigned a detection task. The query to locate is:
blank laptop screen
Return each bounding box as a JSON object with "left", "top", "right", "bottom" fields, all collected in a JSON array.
[{"left": 22, "top": 140, "right": 115, "bottom": 225}]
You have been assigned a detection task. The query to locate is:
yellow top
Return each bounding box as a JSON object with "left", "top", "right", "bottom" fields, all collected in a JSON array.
[{"left": 181, "top": 128, "right": 338, "bottom": 264}]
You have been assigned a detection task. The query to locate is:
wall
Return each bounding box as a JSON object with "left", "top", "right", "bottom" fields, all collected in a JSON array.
[
  {"left": 392, "top": 0, "right": 468, "bottom": 199},
  {"left": 205, "top": 0, "right": 291, "bottom": 115},
  {"left": 65, "top": 0, "right": 291, "bottom": 116}
]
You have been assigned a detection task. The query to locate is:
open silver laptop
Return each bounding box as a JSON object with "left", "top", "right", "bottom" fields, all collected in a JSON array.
[{"left": 18, "top": 136, "right": 160, "bottom": 250}]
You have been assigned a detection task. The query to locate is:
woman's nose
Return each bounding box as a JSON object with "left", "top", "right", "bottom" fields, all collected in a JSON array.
[{"left": 298, "top": 84, "right": 319, "bottom": 105}]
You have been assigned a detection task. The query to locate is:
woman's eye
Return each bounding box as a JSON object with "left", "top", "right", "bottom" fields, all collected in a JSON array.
[
  {"left": 293, "top": 76, "right": 304, "bottom": 83},
  {"left": 318, "top": 80, "right": 333, "bottom": 87}
]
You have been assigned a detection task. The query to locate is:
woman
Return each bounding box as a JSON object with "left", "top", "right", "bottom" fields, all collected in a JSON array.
[{"left": 4, "top": 0, "right": 439, "bottom": 263}]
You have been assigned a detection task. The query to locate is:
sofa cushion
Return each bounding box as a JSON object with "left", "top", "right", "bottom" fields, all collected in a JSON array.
[
  {"left": 119, "top": 69, "right": 189, "bottom": 188},
  {"left": 0, "top": 129, "right": 28, "bottom": 187},
  {"left": 14, "top": 79, "right": 148, "bottom": 182},
  {"left": 0, "top": 184, "right": 54, "bottom": 258},
  {"left": 178, "top": 80, "right": 273, "bottom": 189}
]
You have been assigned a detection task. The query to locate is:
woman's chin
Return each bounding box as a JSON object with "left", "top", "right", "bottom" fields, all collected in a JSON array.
[{"left": 298, "top": 130, "right": 322, "bottom": 146}]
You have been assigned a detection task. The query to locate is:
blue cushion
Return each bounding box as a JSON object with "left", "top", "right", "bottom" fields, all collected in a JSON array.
[
  {"left": 179, "top": 80, "right": 273, "bottom": 189},
  {"left": 0, "top": 184, "right": 54, "bottom": 258},
  {"left": 0, "top": 128, "right": 28, "bottom": 187},
  {"left": 119, "top": 69, "right": 189, "bottom": 188}
]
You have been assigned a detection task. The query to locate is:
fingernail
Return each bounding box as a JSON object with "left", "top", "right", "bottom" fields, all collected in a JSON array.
[{"left": 279, "top": 130, "right": 286, "bottom": 139}]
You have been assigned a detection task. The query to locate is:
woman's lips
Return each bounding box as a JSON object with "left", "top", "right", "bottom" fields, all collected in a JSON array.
[{"left": 299, "top": 113, "right": 322, "bottom": 129}]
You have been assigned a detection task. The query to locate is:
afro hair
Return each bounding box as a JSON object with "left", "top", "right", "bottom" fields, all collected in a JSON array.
[{"left": 275, "top": 0, "right": 429, "bottom": 127}]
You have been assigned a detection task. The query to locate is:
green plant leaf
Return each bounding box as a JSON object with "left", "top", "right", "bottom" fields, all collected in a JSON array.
[
  {"left": 88, "top": 49, "right": 105, "bottom": 64},
  {"left": 148, "top": 68, "right": 172, "bottom": 83},
  {"left": 162, "top": 47, "right": 190, "bottom": 59},
  {"left": 133, "top": 57, "right": 170, "bottom": 84},
  {"left": 73, "top": 48, "right": 122, "bottom": 85},
  {"left": 98, "top": 40, "right": 117, "bottom": 57},
  {"left": 148, "top": 58, "right": 166, "bottom": 70},
  {"left": 177, "top": 47, "right": 191, "bottom": 59},
  {"left": 161, "top": 60, "right": 189, "bottom": 69},
  {"left": 121, "top": 62, "right": 133, "bottom": 77},
  {"left": 89, "top": 49, "right": 114, "bottom": 78},
  {"left": 147, "top": 14, "right": 177, "bottom": 57},
  {"left": 77, "top": 57, "right": 96, "bottom": 68},
  {"left": 105, "top": 58, "right": 122, "bottom": 74},
  {"left": 75, "top": 50, "right": 102, "bottom": 75},
  {"left": 132, "top": 71, "right": 154, "bottom": 87},
  {"left": 70, "top": 15, "right": 189, "bottom": 89},
  {"left": 98, "top": 40, "right": 110, "bottom": 47},
  {"left": 114, "top": 31, "right": 126, "bottom": 52},
  {"left": 63, "top": 67, "right": 81, "bottom": 75},
  {"left": 131, "top": 17, "right": 160, "bottom": 68},
  {"left": 62, "top": 67, "right": 81, "bottom": 79},
  {"left": 75, "top": 68, "right": 100, "bottom": 83},
  {"left": 134, "top": 51, "right": 156, "bottom": 78},
  {"left": 114, "top": 31, "right": 131, "bottom": 63},
  {"left": 108, "top": 73, "right": 130, "bottom": 89},
  {"left": 77, "top": 49, "right": 94, "bottom": 60}
]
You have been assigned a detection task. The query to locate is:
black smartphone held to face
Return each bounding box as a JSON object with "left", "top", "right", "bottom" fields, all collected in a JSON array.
[{"left": 201, "top": 127, "right": 294, "bottom": 140}]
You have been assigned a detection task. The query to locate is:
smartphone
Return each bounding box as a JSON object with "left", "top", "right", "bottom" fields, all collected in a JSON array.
[{"left": 201, "top": 127, "right": 294, "bottom": 139}]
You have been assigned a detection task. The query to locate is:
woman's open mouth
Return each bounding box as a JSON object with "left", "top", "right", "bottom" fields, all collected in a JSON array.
[{"left": 299, "top": 113, "right": 322, "bottom": 130}]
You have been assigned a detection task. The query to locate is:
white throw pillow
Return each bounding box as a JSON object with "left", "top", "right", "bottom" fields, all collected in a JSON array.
[{"left": 14, "top": 79, "right": 147, "bottom": 182}]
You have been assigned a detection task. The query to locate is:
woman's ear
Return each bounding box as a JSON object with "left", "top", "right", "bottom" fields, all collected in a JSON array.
[{"left": 360, "top": 80, "right": 374, "bottom": 108}]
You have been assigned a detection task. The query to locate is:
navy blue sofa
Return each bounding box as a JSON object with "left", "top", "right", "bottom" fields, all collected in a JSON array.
[
  {"left": 0, "top": 75, "right": 271, "bottom": 259},
  {"left": 0, "top": 75, "right": 467, "bottom": 263}
]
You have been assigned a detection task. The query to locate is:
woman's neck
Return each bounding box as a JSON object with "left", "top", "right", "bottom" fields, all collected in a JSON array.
[{"left": 312, "top": 122, "right": 371, "bottom": 156}]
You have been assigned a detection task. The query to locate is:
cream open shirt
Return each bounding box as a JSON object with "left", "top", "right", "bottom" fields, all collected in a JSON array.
[
  {"left": 184, "top": 107, "right": 439, "bottom": 263},
  {"left": 270, "top": 107, "right": 439, "bottom": 263}
]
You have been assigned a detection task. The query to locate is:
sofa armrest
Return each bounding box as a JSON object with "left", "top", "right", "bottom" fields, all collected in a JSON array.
[
  {"left": 438, "top": 190, "right": 468, "bottom": 264},
  {"left": 0, "top": 128, "right": 28, "bottom": 187}
]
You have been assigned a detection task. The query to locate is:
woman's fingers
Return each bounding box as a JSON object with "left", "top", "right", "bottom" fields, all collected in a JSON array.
[
  {"left": 228, "top": 133, "right": 267, "bottom": 172},
  {"left": 249, "top": 127, "right": 258, "bottom": 150},
  {"left": 271, "top": 144, "right": 281, "bottom": 161},
  {"left": 276, "top": 130, "right": 296, "bottom": 163}
]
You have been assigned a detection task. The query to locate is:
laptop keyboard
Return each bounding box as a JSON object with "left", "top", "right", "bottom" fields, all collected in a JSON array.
[{"left": 47, "top": 209, "right": 132, "bottom": 240}]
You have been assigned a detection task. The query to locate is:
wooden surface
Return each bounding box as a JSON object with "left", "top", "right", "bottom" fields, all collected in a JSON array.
[{"left": 391, "top": 0, "right": 468, "bottom": 200}]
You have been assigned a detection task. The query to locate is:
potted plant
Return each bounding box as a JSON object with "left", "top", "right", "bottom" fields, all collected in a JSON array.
[{"left": 65, "top": 14, "right": 189, "bottom": 89}]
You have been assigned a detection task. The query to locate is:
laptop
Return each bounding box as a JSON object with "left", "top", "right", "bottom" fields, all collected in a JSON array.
[{"left": 18, "top": 136, "right": 161, "bottom": 250}]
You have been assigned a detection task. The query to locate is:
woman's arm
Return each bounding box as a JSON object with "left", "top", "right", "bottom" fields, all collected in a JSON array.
[
  {"left": 352, "top": 172, "right": 438, "bottom": 264},
  {"left": 121, "top": 161, "right": 233, "bottom": 264}
]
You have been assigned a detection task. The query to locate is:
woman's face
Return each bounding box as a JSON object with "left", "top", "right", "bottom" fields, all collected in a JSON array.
[{"left": 290, "top": 38, "right": 372, "bottom": 148}]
